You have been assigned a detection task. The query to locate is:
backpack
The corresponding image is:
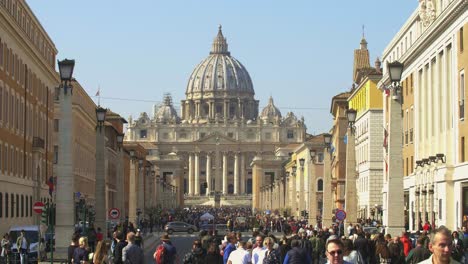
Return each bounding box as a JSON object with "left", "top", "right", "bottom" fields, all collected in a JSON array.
[{"left": 154, "top": 244, "right": 166, "bottom": 264}]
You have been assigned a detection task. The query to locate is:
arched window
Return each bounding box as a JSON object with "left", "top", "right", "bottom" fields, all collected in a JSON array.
[
  {"left": 228, "top": 184, "right": 234, "bottom": 194},
  {"left": 317, "top": 179, "right": 323, "bottom": 192}
]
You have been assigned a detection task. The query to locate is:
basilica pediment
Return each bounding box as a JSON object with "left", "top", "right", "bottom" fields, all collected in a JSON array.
[{"left": 195, "top": 132, "right": 238, "bottom": 144}]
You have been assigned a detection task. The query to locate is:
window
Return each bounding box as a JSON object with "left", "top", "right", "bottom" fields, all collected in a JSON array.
[
  {"left": 16, "top": 194, "right": 18, "bottom": 217},
  {"left": 54, "top": 119, "right": 59, "bottom": 132},
  {"left": 461, "top": 72, "right": 466, "bottom": 120},
  {"left": 29, "top": 196, "right": 32, "bottom": 216},
  {"left": 317, "top": 179, "right": 323, "bottom": 191},
  {"left": 4, "top": 193, "right": 7, "bottom": 218},
  {"left": 411, "top": 156, "right": 414, "bottom": 174},
  {"left": 287, "top": 130, "right": 294, "bottom": 139},
  {"left": 265, "top": 132, "right": 271, "bottom": 140},
  {"left": 139, "top": 130, "right": 147, "bottom": 139},
  {"left": 162, "top": 132, "right": 168, "bottom": 139},
  {"left": 200, "top": 132, "right": 205, "bottom": 139},
  {"left": 179, "top": 132, "right": 187, "bottom": 139},
  {"left": 0, "top": 193, "right": 2, "bottom": 218},
  {"left": 10, "top": 193, "right": 13, "bottom": 217},
  {"left": 227, "top": 132, "right": 234, "bottom": 138},
  {"left": 53, "top": 145, "right": 58, "bottom": 164},
  {"left": 21, "top": 195, "right": 23, "bottom": 217},
  {"left": 317, "top": 152, "right": 324, "bottom": 163},
  {"left": 461, "top": 27, "right": 464, "bottom": 52},
  {"left": 462, "top": 137, "right": 466, "bottom": 162}
]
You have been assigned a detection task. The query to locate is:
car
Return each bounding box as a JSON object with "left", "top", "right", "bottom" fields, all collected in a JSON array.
[
  {"left": 9, "top": 225, "right": 45, "bottom": 262},
  {"left": 362, "top": 226, "right": 383, "bottom": 234},
  {"left": 164, "top": 221, "right": 197, "bottom": 234}
]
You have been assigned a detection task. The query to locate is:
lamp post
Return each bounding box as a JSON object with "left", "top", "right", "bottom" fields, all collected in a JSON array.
[
  {"left": 128, "top": 150, "right": 138, "bottom": 224},
  {"left": 298, "top": 158, "right": 305, "bottom": 218},
  {"left": 384, "top": 61, "right": 405, "bottom": 236},
  {"left": 345, "top": 108, "right": 358, "bottom": 225},
  {"left": 322, "top": 133, "right": 333, "bottom": 228},
  {"left": 94, "top": 106, "right": 107, "bottom": 235},
  {"left": 116, "top": 133, "right": 125, "bottom": 220},
  {"left": 308, "top": 149, "right": 316, "bottom": 225},
  {"left": 55, "top": 58, "right": 76, "bottom": 253}
]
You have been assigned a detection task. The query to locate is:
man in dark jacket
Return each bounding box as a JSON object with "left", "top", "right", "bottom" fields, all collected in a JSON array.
[
  {"left": 405, "top": 236, "right": 431, "bottom": 264},
  {"left": 122, "top": 232, "right": 144, "bottom": 264},
  {"left": 283, "top": 239, "right": 312, "bottom": 264},
  {"left": 113, "top": 231, "right": 128, "bottom": 264},
  {"left": 353, "top": 231, "right": 369, "bottom": 263}
]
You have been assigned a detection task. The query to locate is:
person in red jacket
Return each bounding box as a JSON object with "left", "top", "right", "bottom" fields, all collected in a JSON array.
[{"left": 399, "top": 231, "right": 413, "bottom": 257}]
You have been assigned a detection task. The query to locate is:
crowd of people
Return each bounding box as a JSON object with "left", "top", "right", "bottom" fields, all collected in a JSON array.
[{"left": 154, "top": 221, "right": 468, "bottom": 264}]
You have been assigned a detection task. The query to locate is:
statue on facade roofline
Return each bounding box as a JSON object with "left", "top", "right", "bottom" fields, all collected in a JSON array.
[{"left": 419, "top": 0, "right": 436, "bottom": 27}]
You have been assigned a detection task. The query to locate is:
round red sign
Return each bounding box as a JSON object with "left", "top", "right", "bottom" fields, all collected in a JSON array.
[
  {"left": 33, "top": 201, "right": 45, "bottom": 214},
  {"left": 109, "top": 208, "right": 120, "bottom": 219}
]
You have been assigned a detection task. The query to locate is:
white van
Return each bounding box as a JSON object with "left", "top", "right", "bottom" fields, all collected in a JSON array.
[{"left": 8, "top": 225, "right": 44, "bottom": 263}]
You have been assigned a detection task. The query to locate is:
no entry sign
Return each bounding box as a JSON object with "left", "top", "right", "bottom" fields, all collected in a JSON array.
[
  {"left": 109, "top": 208, "right": 120, "bottom": 219},
  {"left": 335, "top": 209, "right": 347, "bottom": 221},
  {"left": 33, "top": 201, "right": 45, "bottom": 214}
]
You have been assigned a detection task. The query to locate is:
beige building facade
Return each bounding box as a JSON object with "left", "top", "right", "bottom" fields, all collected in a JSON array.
[
  {"left": 0, "top": 0, "right": 58, "bottom": 235},
  {"left": 379, "top": 0, "right": 468, "bottom": 231}
]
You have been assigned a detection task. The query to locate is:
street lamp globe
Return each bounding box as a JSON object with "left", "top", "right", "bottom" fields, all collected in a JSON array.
[
  {"left": 292, "top": 166, "right": 297, "bottom": 174},
  {"left": 346, "top": 108, "right": 357, "bottom": 124},
  {"left": 129, "top": 150, "right": 135, "bottom": 158},
  {"left": 58, "top": 59, "right": 75, "bottom": 82},
  {"left": 96, "top": 106, "right": 107, "bottom": 125},
  {"left": 323, "top": 133, "right": 332, "bottom": 148},
  {"left": 387, "top": 61, "right": 404, "bottom": 83},
  {"left": 310, "top": 149, "right": 316, "bottom": 158},
  {"left": 299, "top": 158, "right": 305, "bottom": 167},
  {"left": 116, "top": 133, "right": 124, "bottom": 145}
]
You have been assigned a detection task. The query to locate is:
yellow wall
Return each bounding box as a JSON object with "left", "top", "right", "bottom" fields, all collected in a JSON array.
[
  {"left": 402, "top": 73, "right": 415, "bottom": 176},
  {"left": 458, "top": 23, "right": 468, "bottom": 162},
  {"left": 348, "top": 79, "right": 383, "bottom": 117}
]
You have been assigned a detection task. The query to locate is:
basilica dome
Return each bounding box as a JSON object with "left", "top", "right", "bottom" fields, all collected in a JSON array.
[
  {"left": 155, "top": 94, "right": 179, "bottom": 123},
  {"left": 185, "top": 26, "right": 254, "bottom": 98}
]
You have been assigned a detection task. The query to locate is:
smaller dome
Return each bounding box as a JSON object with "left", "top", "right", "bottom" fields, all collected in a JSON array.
[
  {"left": 260, "top": 96, "right": 282, "bottom": 122},
  {"left": 155, "top": 94, "right": 179, "bottom": 123}
]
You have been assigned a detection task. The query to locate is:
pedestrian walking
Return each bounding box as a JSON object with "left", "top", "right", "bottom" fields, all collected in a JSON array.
[
  {"left": 418, "top": 226, "right": 461, "bottom": 264},
  {"left": 1, "top": 233, "right": 11, "bottom": 264},
  {"left": 15, "top": 230, "right": 29, "bottom": 264},
  {"left": 72, "top": 237, "right": 90, "bottom": 264}
]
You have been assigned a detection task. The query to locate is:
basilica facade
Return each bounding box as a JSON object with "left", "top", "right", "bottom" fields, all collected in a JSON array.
[{"left": 125, "top": 26, "right": 307, "bottom": 207}]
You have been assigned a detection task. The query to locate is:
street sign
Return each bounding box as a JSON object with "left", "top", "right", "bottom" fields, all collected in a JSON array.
[
  {"left": 33, "top": 201, "right": 45, "bottom": 214},
  {"left": 109, "top": 208, "right": 120, "bottom": 219},
  {"left": 335, "top": 209, "right": 347, "bottom": 221}
]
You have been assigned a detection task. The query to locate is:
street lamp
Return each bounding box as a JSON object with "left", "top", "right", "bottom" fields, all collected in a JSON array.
[
  {"left": 299, "top": 158, "right": 305, "bottom": 167},
  {"left": 95, "top": 104, "right": 107, "bottom": 234},
  {"left": 55, "top": 58, "right": 76, "bottom": 254},
  {"left": 58, "top": 59, "right": 75, "bottom": 94},
  {"left": 96, "top": 107, "right": 107, "bottom": 130},
  {"left": 323, "top": 133, "right": 332, "bottom": 149},
  {"left": 383, "top": 60, "right": 405, "bottom": 236},
  {"left": 344, "top": 107, "right": 358, "bottom": 225}
]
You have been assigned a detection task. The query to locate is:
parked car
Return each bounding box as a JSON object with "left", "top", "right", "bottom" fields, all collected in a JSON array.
[
  {"left": 164, "top": 221, "right": 197, "bottom": 234},
  {"left": 362, "top": 226, "right": 384, "bottom": 234},
  {"left": 9, "top": 225, "right": 45, "bottom": 262}
]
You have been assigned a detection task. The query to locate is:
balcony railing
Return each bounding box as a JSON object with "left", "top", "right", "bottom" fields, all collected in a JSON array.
[{"left": 32, "top": 137, "right": 45, "bottom": 149}]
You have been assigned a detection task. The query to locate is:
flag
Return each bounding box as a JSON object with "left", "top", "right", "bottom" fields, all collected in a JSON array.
[
  {"left": 384, "top": 88, "right": 390, "bottom": 97},
  {"left": 47, "top": 177, "right": 54, "bottom": 196},
  {"left": 95, "top": 88, "right": 100, "bottom": 96},
  {"left": 343, "top": 134, "right": 348, "bottom": 145}
]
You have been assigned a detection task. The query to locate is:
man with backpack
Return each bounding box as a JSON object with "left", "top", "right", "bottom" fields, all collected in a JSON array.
[{"left": 154, "top": 234, "right": 177, "bottom": 264}]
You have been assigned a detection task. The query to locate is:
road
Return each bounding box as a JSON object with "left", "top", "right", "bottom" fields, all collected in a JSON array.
[{"left": 144, "top": 232, "right": 198, "bottom": 263}]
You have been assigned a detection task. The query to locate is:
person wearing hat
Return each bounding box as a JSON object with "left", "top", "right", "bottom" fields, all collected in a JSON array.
[{"left": 156, "top": 234, "right": 177, "bottom": 264}]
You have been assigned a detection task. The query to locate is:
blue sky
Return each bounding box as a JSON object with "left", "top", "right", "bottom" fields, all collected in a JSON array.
[{"left": 27, "top": 0, "right": 416, "bottom": 134}]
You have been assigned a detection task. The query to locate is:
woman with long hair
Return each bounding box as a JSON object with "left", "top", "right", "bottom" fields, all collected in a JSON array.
[
  {"left": 93, "top": 240, "right": 111, "bottom": 264},
  {"left": 72, "top": 237, "right": 90, "bottom": 264}
]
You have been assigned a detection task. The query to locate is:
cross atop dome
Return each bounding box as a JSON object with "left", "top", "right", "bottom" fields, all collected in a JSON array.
[{"left": 210, "top": 25, "right": 230, "bottom": 55}]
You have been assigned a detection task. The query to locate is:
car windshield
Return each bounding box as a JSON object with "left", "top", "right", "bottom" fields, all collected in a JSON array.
[{"left": 9, "top": 230, "right": 39, "bottom": 244}]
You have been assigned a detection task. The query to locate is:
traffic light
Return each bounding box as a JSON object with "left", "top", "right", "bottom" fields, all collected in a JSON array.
[
  {"left": 49, "top": 203, "right": 56, "bottom": 226},
  {"left": 41, "top": 203, "right": 49, "bottom": 225}
]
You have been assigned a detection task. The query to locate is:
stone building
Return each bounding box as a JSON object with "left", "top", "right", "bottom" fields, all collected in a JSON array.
[
  {"left": 0, "top": 0, "right": 58, "bottom": 235},
  {"left": 125, "top": 26, "right": 307, "bottom": 208},
  {"left": 379, "top": 0, "right": 468, "bottom": 232}
]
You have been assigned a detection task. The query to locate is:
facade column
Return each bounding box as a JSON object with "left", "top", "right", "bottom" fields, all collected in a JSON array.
[
  {"left": 215, "top": 148, "right": 221, "bottom": 192},
  {"left": 322, "top": 148, "right": 333, "bottom": 228},
  {"left": 116, "top": 148, "right": 125, "bottom": 221},
  {"left": 194, "top": 152, "right": 200, "bottom": 195},
  {"left": 206, "top": 154, "right": 212, "bottom": 196},
  {"left": 128, "top": 160, "right": 137, "bottom": 224},
  {"left": 175, "top": 168, "right": 184, "bottom": 207},
  {"left": 299, "top": 166, "right": 305, "bottom": 217},
  {"left": 234, "top": 152, "right": 239, "bottom": 195},
  {"left": 251, "top": 156, "right": 262, "bottom": 211},
  {"left": 94, "top": 125, "right": 107, "bottom": 233},
  {"left": 240, "top": 153, "right": 246, "bottom": 194},
  {"left": 137, "top": 161, "right": 145, "bottom": 219},
  {"left": 345, "top": 127, "right": 358, "bottom": 224},
  {"left": 55, "top": 85, "right": 75, "bottom": 252},
  {"left": 308, "top": 160, "right": 317, "bottom": 225},
  {"left": 222, "top": 153, "right": 228, "bottom": 195},
  {"left": 188, "top": 153, "right": 194, "bottom": 195},
  {"left": 415, "top": 189, "right": 420, "bottom": 230},
  {"left": 384, "top": 88, "right": 405, "bottom": 236}
]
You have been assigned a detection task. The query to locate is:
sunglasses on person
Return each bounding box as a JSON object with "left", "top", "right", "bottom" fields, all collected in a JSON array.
[{"left": 327, "top": 250, "right": 343, "bottom": 256}]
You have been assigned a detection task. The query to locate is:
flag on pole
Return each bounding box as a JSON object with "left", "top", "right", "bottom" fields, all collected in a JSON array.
[
  {"left": 47, "top": 177, "right": 54, "bottom": 196},
  {"left": 95, "top": 88, "right": 100, "bottom": 96}
]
